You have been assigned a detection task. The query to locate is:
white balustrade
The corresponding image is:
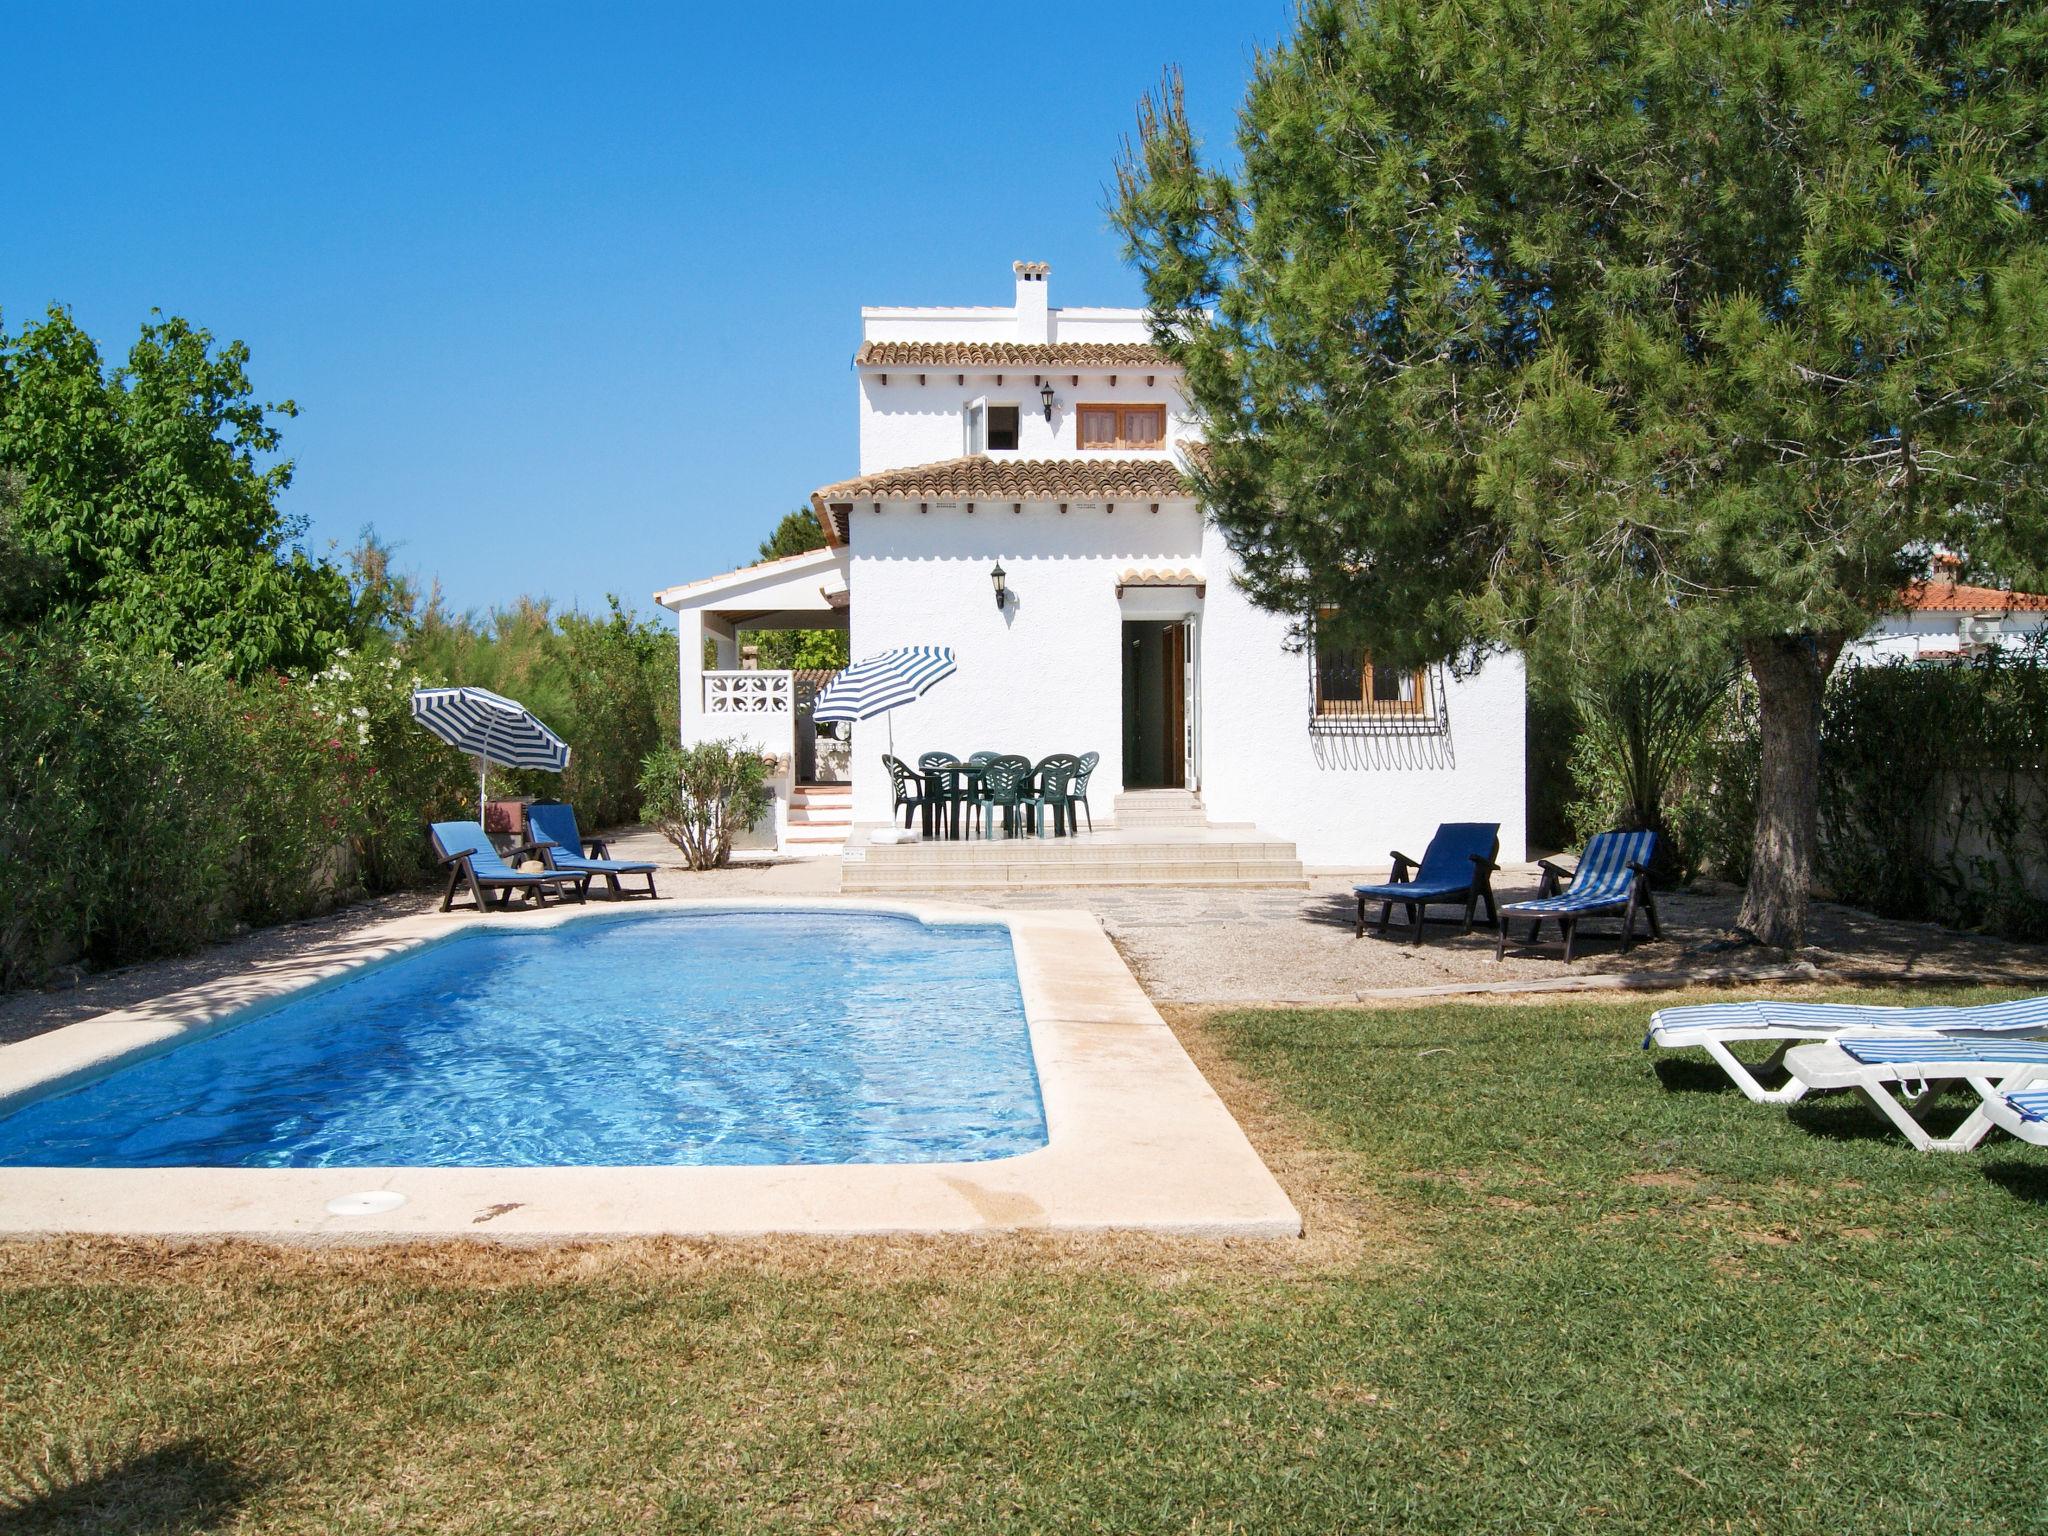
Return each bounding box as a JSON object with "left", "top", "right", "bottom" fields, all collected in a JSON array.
[{"left": 703, "top": 670, "right": 794, "bottom": 716}]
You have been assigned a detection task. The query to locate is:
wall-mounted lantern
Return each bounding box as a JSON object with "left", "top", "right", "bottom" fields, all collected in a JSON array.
[
  {"left": 990, "top": 562, "right": 1009, "bottom": 611},
  {"left": 1039, "top": 381, "right": 1057, "bottom": 421}
]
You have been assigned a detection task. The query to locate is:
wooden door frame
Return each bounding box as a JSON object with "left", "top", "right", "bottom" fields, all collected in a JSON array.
[{"left": 1161, "top": 622, "right": 1186, "bottom": 789}]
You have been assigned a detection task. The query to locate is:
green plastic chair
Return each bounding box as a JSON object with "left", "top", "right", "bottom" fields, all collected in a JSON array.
[
  {"left": 918, "top": 752, "right": 967, "bottom": 838},
  {"left": 1071, "top": 751, "right": 1100, "bottom": 832},
  {"left": 881, "top": 754, "right": 930, "bottom": 831},
  {"left": 1030, "top": 755, "right": 1082, "bottom": 837},
  {"left": 975, "top": 756, "right": 1033, "bottom": 839}
]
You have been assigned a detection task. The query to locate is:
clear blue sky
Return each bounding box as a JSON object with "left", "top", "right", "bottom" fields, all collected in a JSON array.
[{"left": 1, "top": 2, "right": 1288, "bottom": 625}]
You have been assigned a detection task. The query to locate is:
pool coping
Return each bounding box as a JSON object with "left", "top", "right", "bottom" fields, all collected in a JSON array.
[{"left": 0, "top": 898, "right": 1302, "bottom": 1242}]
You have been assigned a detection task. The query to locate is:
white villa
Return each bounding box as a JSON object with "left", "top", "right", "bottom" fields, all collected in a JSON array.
[{"left": 656, "top": 262, "right": 1528, "bottom": 875}]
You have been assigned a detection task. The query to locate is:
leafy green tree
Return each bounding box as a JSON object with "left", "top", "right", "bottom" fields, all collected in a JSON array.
[
  {"left": 1115, "top": 1, "right": 2048, "bottom": 944},
  {"left": 0, "top": 307, "right": 355, "bottom": 676}
]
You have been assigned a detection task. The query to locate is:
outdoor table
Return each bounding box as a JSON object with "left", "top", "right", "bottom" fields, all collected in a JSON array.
[{"left": 917, "top": 761, "right": 983, "bottom": 840}]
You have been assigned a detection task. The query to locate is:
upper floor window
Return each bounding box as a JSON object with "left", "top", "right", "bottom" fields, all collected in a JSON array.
[
  {"left": 963, "top": 400, "right": 1021, "bottom": 455},
  {"left": 1077, "top": 403, "right": 1166, "bottom": 450}
]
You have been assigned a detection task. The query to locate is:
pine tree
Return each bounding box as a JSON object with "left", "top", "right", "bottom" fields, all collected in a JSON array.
[{"left": 1115, "top": 0, "right": 2048, "bottom": 945}]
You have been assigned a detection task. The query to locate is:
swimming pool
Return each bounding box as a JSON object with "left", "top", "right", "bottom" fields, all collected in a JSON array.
[{"left": 0, "top": 909, "right": 1045, "bottom": 1169}]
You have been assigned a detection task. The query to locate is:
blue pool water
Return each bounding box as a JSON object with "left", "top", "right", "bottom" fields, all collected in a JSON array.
[{"left": 0, "top": 910, "right": 1045, "bottom": 1168}]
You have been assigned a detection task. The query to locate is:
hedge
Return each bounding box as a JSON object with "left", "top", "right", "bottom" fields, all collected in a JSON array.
[{"left": 0, "top": 615, "right": 679, "bottom": 990}]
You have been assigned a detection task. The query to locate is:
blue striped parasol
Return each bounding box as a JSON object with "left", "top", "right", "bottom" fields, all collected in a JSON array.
[
  {"left": 812, "top": 647, "right": 957, "bottom": 723},
  {"left": 411, "top": 686, "right": 572, "bottom": 818},
  {"left": 812, "top": 646, "right": 957, "bottom": 755}
]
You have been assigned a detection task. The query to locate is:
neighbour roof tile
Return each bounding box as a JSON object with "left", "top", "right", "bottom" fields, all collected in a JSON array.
[
  {"left": 854, "top": 340, "right": 1172, "bottom": 370},
  {"left": 809, "top": 456, "right": 1193, "bottom": 543},
  {"left": 1899, "top": 579, "right": 2048, "bottom": 614}
]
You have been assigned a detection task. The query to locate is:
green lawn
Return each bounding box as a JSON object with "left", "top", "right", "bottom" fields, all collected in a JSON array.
[{"left": 5, "top": 988, "right": 2048, "bottom": 1533}]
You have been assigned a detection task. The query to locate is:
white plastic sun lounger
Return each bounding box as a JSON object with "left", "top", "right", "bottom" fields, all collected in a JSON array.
[
  {"left": 1644, "top": 996, "right": 2048, "bottom": 1104},
  {"left": 1782, "top": 1036, "right": 2048, "bottom": 1152},
  {"left": 1981, "top": 1088, "right": 2048, "bottom": 1148}
]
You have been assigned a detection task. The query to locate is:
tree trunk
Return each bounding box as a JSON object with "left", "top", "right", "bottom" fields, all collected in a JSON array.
[{"left": 1735, "top": 634, "right": 1841, "bottom": 948}]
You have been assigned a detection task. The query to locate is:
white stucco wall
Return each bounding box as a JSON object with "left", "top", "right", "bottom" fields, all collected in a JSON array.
[
  {"left": 856, "top": 292, "right": 1190, "bottom": 474},
  {"left": 1195, "top": 525, "right": 1527, "bottom": 868},
  {"left": 847, "top": 503, "right": 1206, "bottom": 826},
  {"left": 844, "top": 507, "right": 1528, "bottom": 868},
  {"left": 857, "top": 373, "right": 1193, "bottom": 475}
]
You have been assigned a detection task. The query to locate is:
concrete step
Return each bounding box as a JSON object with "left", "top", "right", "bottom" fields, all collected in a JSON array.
[
  {"left": 856, "top": 835, "right": 1286, "bottom": 860},
  {"left": 845, "top": 867, "right": 1308, "bottom": 891},
  {"left": 1110, "top": 791, "right": 1208, "bottom": 827},
  {"left": 854, "top": 843, "right": 1296, "bottom": 867},
  {"left": 787, "top": 810, "right": 851, "bottom": 825},
  {"left": 844, "top": 836, "right": 1307, "bottom": 888}
]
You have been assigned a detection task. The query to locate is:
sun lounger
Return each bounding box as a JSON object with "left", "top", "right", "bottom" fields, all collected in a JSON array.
[
  {"left": 430, "top": 820, "right": 589, "bottom": 913},
  {"left": 1782, "top": 1035, "right": 2048, "bottom": 1152},
  {"left": 1645, "top": 995, "right": 2048, "bottom": 1104},
  {"left": 1352, "top": 822, "right": 1500, "bottom": 944},
  {"left": 525, "top": 802, "right": 659, "bottom": 899},
  {"left": 1496, "top": 829, "right": 1658, "bottom": 961},
  {"left": 1980, "top": 1087, "right": 2048, "bottom": 1147}
]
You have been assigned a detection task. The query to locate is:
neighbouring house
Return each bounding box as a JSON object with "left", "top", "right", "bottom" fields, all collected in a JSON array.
[
  {"left": 1846, "top": 557, "right": 2048, "bottom": 665},
  {"left": 655, "top": 262, "right": 1527, "bottom": 867}
]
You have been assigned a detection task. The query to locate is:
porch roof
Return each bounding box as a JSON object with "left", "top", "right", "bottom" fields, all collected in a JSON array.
[
  {"left": 809, "top": 455, "right": 1195, "bottom": 543},
  {"left": 652, "top": 544, "right": 848, "bottom": 618}
]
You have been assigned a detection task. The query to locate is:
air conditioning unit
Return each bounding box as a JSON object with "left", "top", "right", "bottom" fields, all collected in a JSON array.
[{"left": 1960, "top": 614, "right": 2004, "bottom": 648}]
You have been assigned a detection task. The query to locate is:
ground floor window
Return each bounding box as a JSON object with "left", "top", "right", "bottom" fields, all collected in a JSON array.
[{"left": 1309, "top": 617, "right": 1447, "bottom": 736}]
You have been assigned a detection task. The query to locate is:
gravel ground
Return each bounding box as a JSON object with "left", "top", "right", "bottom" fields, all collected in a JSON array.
[{"left": 5, "top": 826, "right": 2045, "bottom": 1045}]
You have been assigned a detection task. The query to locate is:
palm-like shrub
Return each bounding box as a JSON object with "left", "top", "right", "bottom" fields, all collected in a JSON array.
[{"left": 1566, "top": 657, "right": 1741, "bottom": 884}]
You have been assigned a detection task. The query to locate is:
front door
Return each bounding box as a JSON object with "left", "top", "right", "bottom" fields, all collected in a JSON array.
[{"left": 1121, "top": 620, "right": 1187, "bottom": 789}]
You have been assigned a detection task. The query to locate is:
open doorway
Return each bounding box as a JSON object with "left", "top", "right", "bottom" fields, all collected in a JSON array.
[{"left": 1121, "top": 620, "right": 1188, "bottom": 789}]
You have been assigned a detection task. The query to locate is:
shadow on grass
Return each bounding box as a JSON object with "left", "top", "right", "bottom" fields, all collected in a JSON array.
[
  {"left": 1980, "top": 1159, "right": 2048, "bottom": 1206},
  {"left": 1650, "top": 1057, "right": 1748, "bottom": 1096},
  {"left": 1784, "top": 1098, "right": 1926, "bottom": 1146},
  {"left": 0, "top": 1437, "right": 268, "bottom": 1535}
]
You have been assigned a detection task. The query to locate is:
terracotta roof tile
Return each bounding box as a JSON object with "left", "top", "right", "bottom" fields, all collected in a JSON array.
[
  {"left": 809, "top": 456, "right": 1192, "bottom": 543},
  {"left": 1117, "top": 567, "right": 1207, "bottom": 596},
  {"left": 854, "top": 340, "right": 1172, "bottom": 370},
  {"left": 1899, "top": 579, "right": 2048, "bottom": 613}
]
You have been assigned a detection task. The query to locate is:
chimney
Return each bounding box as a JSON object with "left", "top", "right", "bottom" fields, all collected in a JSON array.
[{"left": 1013, "top": 260, "right": 1051, "bottom": 343}]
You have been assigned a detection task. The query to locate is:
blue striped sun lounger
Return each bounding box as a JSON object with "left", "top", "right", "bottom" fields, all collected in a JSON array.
[
  {"left": 1783, "top": 1035, "right": 2048, "bottom": 1152},
  {"left": 1496, "top": 829, "right": 1658, "bottom": 962},
  {"left": 1983, "top": 1088, "right": 2048, "bottom": 1147},
  {"left": 1644, "top": 995, "right": 2048, "bottom": 1104}
]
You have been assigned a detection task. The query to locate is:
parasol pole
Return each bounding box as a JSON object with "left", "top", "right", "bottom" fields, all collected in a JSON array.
[{"left": 477, "top": 754, "right": 488, "bottom": 822}]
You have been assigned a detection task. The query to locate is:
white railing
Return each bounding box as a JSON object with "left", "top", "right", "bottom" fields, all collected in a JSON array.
[{"left": 703, "top": 670, "right": 794, "bottom": 716}]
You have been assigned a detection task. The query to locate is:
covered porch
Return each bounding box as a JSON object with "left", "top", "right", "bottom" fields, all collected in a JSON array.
[{"left": 654, "top": 545, "right": 852, "bottom": 854}]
